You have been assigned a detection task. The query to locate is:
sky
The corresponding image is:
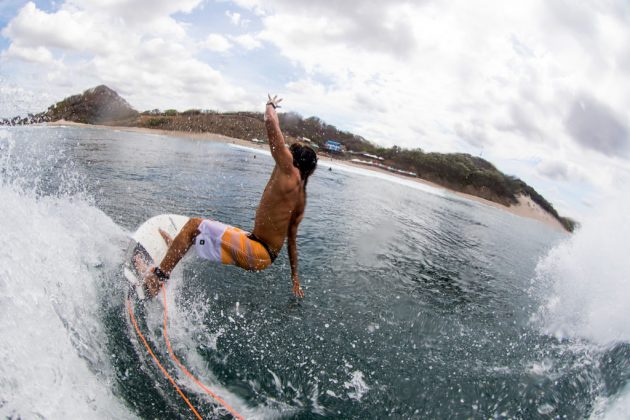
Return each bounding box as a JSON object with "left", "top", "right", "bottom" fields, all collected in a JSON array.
[{"left": 1, "top": 0, "right": 629, "bottom": 220}]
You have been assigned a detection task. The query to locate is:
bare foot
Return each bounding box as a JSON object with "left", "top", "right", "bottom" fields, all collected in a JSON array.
[
  {"left": 158, "top": 228, "right": 173, "bottom": 247},
  {"left": 133, "top": 254, "right": 163, "bottom": 298}
]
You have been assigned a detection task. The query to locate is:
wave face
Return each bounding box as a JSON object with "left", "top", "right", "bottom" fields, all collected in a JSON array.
[{"left": 0, "top": 129, "right": 132, "bottom": 418}]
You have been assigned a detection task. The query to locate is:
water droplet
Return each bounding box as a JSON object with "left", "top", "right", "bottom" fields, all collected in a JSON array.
[{"left": 537, "top": 403, "right": 554, "bottom": 415}]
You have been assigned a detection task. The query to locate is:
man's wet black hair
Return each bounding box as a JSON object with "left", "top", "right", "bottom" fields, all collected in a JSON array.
[{"left": 290, "top": 142, "right": 318, "bottom": 187}]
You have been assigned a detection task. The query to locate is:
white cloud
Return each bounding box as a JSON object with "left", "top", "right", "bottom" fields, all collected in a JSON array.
[
  {"left": 203, "top": 33, "right": 233, "bottom": 52},
  {"left": 2, "top": 2, "right": 99, "bottom": 52},
  {"left": 537, "top": 159, "right": 585, "bottom": 183},
  {"left": 565, "top": 93, "right": 629, "bottom": 157},
  {"left": 1, "top": 1, "right": 255, "bottom": 112},
  {"left": 200, "top": 33, "right": 261, "bottom": 53},
  {"left": 232, "top": 34, "right": 261, "bottom": 50},
  {"left": 455, "top": 120, "right": 492, "bottom": 149},
  {"left": 66, "top": 0, "right": 203, "bottom": 23},
  {"left": 235, "top": 0, "right": 419, "bottom": 57},
  {"left": 2, "top": 43, "right": 56, "bottom": 65},
  {"left": 226, "top": 10, "right": 242, "bottom": 26}
]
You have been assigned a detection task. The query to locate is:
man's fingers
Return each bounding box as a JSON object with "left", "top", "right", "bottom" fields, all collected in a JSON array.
[{"left": 266, "top": 94, "right": 283, "bottom": 107}]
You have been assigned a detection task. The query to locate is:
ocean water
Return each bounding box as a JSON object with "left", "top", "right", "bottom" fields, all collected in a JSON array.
[{"left": 0, "top": 125, "right": 628, "bottom": 419}]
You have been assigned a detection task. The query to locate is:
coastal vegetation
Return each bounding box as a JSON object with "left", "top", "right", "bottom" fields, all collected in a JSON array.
[
  {"left": 281, "top": 114, "right": 576, "bottom": 232},
  {"left": 0, "top": 85, "right": 576, "bottom": 231}
]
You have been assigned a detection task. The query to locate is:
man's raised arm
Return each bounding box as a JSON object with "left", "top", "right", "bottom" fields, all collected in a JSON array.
[{"left": 265, "top": 94, "right": 293, "bottom": 170}]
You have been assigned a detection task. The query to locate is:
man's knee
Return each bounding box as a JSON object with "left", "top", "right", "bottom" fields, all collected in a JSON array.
[
  {"left": 186, "top": 217, "right": 203, "bottom": 228},
  {"left": 183, "top": 217, "right": 203, "bottom": 240}
]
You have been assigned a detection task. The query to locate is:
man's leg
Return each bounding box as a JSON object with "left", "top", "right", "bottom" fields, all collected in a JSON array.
[
  {"left": 159, "top": 217, "right": 202, "bottom": 276},
  {"left": 136, "top": 217, "right": 203, "bottom": 297}
]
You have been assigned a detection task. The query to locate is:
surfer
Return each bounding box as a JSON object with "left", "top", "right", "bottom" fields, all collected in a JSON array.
[{"left": 135, "top": 95, "right": 318, "bottom": 298}]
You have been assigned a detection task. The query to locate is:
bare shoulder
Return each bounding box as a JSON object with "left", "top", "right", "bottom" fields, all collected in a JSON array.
[
  {"left": 277, "top": 164, "right": 302, "bottom": 188},
  {"left": 275, "top": 145, "right": 295, "bottom": 173}
]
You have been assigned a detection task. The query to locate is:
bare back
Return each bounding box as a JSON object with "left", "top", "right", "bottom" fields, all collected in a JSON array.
[{"left": 252, "top": 165, "right": 305, "bottom": 254}]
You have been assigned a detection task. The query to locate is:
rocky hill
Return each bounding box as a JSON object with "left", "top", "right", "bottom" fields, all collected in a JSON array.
[{"left": 43, "top": 85, "right": 139, "bottom": 125}]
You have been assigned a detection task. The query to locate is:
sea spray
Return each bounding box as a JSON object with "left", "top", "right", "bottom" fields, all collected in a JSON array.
[
  {"left": 533, "top": 196, "right": 630, "bottom": 344},
  {"left": 142, "top": 272, "right": 293, "bottom": 419},
  {"left": 532, "top": 194, "right": 630, "bottom": 419},
  {"left": 0, "top": 128, "right": 133, "bottom": 418}
]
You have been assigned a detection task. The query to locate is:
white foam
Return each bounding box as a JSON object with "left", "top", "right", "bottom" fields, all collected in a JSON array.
[
  {"left": 323, "top": 160, "right": 446, "bottom": 197},
  {"left": 0, "top": 183, "right": 133, "bottom": 417},
  {"left": 0, "top": 127, "right": 135, "bottom": 417},
  {"left": 532, "top": 195, "right": 630, "bottom": 345},
  {"left": 532, "top": 192, "right": 630, "bottom": 419},
  {"left": 604, "top": 388, "right": 630, "bottom": 420},
  {"left": 590, "top": 383, "right": 630, "bottom": 420},
  {"left": 343, "top": 371, "right": 370, "bottom": 401}
]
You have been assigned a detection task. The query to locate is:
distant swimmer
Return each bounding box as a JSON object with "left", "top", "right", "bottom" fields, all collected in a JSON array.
[{"left": 135, "top": 95, "right": 318, "bottom": 298}]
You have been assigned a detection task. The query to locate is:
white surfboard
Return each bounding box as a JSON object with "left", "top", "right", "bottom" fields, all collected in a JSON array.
[{"left": 124, "top": 214, "right": 190, "bottom": 300}]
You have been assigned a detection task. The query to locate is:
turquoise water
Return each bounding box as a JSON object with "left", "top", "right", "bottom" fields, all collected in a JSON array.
[{"left": 1, "top": 126, "right": 628, "bottom": 419}]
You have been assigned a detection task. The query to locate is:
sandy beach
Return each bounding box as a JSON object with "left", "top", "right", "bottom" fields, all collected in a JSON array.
[{"left": 46, "top": 120, "right": 567, "bottom": 232}]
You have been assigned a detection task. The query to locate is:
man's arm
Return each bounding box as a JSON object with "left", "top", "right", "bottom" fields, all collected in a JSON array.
[
  {"left": 287, "top": 211, "right": 304, "bottom": 298},
  {"left": 265, "top": 95, "right": 294, "bottom": 171}
]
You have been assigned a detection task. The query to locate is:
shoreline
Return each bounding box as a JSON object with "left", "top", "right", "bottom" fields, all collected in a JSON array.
[{"left": 45, "top": 120, "right": 567, "bottom": 232}]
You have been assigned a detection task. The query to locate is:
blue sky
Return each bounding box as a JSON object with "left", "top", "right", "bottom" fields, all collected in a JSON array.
[
  {"left": 0, "top": 0, "right": 33, "bottom": 48},
  {"left": 1, "top": 0, "right": 629, "bottom": 220}
]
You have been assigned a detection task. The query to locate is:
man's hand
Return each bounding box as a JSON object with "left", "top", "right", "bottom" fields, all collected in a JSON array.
[
  {"left": 267, "top": 94, "right": 283, "bottom": 109},
  {"left": 292, "top": 277, "right": 304, "bottom": 298}
]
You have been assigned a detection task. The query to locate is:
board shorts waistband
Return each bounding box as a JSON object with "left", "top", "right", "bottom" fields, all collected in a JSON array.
[
  {"left": 193, "top": 219, "right": 275, "bottom": 271},
  {"left": 247, "top": 233, "right": 278, "bottom": 263}
]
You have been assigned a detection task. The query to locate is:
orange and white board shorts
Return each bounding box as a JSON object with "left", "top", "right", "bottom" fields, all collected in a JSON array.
[{"left": 193, "top": 219, "right": 274, "bottom": 271}]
